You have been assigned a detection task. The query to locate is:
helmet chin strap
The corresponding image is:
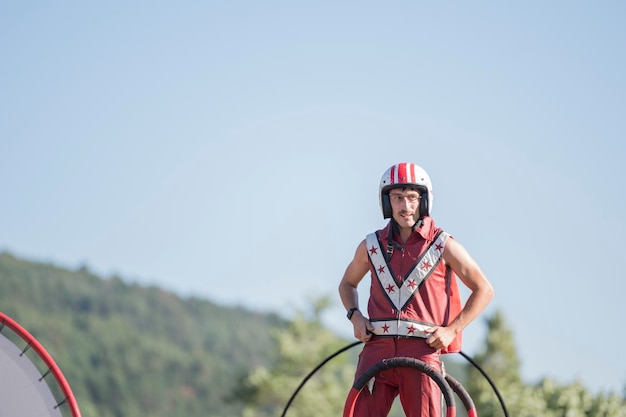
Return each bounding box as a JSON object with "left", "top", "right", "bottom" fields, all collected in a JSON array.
[{"left": 386, "top": 219, "right": 398, "bottom": 258}]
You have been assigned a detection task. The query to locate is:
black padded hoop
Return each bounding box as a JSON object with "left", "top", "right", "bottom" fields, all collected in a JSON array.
[
  {"left": 343, "top": 357, "right": 458, "bottom": 417},
  {"left": 446, "top": 374, "right": 477, "bottom": 417},
  {"left": 281, "top": 342, "right": 483, "bottom": 417}
]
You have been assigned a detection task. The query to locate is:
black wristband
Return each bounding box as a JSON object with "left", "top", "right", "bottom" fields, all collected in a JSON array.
[{"left": 346, "top": 307, "right": 359, "bottom": 320}]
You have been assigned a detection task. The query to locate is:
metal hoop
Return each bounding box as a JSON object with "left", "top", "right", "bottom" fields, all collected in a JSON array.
[
  {"left": 343, "top": 357, "right": 459, "bottom": 417},
  {"left": 0, "top": 312, "right": 82, "bottom": 417},
  {"left": 280, "top": 342, "right": 493, "bottom": 417}
]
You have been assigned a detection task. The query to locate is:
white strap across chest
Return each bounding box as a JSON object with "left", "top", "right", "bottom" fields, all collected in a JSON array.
[{"left": 366, "top": 231, "right": 449, "bottom": 311}]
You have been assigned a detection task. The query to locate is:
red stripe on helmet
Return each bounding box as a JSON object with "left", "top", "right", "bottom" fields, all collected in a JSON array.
[
  {"left": 392, "top": 162, "right": 416, "bottom": 184},
  {"left": 398, "top": 163, "right": 405, "bottom": 183},
  {"left": 390, "top": 164, "right": 397, "bottom": 185},
  {"left": 396, "top": 162, "right": 410, "bottom": 183}
]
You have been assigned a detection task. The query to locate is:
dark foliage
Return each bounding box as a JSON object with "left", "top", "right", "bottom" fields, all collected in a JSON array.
[{"left": 0, "top": 252, "right": 285, "bottom": 417}]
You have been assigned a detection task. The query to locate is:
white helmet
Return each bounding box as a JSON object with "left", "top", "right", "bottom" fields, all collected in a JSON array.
[{"left": 379, "top": 162, "right": 433, "bottom": 219}]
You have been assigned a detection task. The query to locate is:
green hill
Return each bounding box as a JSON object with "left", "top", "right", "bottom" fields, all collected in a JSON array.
[{"left": 0, "top": 251, "right": 285, "bottom": 417}]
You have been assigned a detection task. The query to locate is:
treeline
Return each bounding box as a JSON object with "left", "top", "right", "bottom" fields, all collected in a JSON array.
[
  {"left": 0, "top": 252, "right": 285, "bottom": 417},
  {"left": 2, "top": 251, "right": 624, "bottom": 417},
  {"left": 239, "top": 306, "right": 626, "bottom": 417}
]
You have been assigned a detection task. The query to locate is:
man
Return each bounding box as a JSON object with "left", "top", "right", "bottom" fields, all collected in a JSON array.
[{"left": 338, "top": 162, "right": 494, "bottom": 417}]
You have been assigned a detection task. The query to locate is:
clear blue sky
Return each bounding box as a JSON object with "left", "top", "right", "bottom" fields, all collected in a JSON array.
[{"left": 2, "top": 1, "right": 625, "bottom": 394}]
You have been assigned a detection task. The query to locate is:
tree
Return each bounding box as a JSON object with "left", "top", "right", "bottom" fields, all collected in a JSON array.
[
  {"left": 236, "top": 297, "right": 356, "bottom": 417},
  {"left": 465, "top": 309, "right": 522, "bottom": 417},
  {"left": 466, "top": 310, "right": 626, "bottom": 417}
]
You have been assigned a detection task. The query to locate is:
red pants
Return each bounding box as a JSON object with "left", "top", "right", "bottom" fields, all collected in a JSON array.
[{"left": 351, "top": 337, "right": 443, "bottom": 417}]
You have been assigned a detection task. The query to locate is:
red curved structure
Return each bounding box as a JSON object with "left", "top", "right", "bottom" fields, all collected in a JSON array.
[{"left": 0, "top": 311, "right": 82, "bottom": 417}]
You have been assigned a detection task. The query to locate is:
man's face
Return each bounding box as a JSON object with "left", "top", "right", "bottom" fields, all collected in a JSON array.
[{"left": 388, "top": 188, "right": 421, "bottom": 229}]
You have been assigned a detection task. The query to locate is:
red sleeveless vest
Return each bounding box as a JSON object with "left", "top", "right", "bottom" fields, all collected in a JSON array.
[{"left": 365, "top": 217, "right": 462, "bottom": 353}]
